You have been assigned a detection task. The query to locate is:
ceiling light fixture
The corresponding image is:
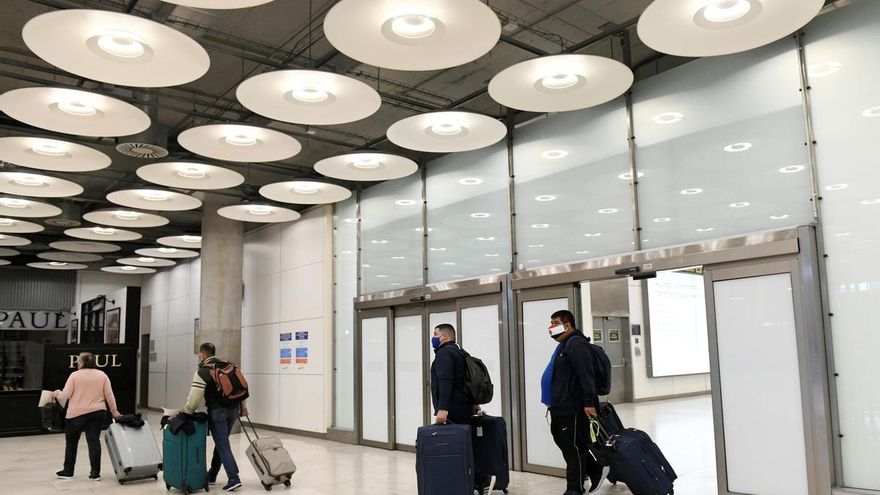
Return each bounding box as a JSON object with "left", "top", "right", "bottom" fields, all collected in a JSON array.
[
  {"left": 470, "top": 212, "right": 490, "bottom": 219},
  {"left": 158, "top": 247, "right": 177, "bottom": 254},
  {"left": 824, "top": 184, "right": 848, "bottom": 191},
  {"left": 395, "top": 199, "right": 417, "bottom": 206},
  {"left": 391, "top": 256, "right": 405, "bottom": 260},
  {"left": 92, "top": 227, "right": 115, "bottom": 235},
  {"left": 779, "top": 165, "right": 806, "bottom": 174},
  {"left": 617, "top": 171, "right": 645, "bottom": 181},
  {"left": 702, "top": 0, "right": 753, "bottom": 24},
  {"left": 390, "top": 15, "right": 436, "bottom": 39},
  {"left": 540, "top": 73, "right": 579, "bottom": 90},
  {"left": 860, "top": 198, "right": 880, "bottom": 205},
  {"left": 119, "top": 265, "right": 139, "bottom": 271},
  {"left": 430, "top": 122, "right": 463, "bottom": 136},
  {"left": 531, "top": 223, "right": 549, "bottom": 229},
  {"left": 351, "top": 156, "right": 381, "bottom": 169},
  {"left": 863, "top": 106, "right": 880, "bottom": 118},
  {"left": 724, "top": 142, "right": 752, "bottom": 153},
  {"left": 583, "top": 232, "right": 603, "bottom": 237},
  {"left": 541, "top": 149, "right": 568, "bottom": 160},
  {"left": 697, "top": 227, "right": 715, "bottom": 232},
  {"left": 181, "top": 235, "right": 201, "bottom": 243},
  {"left": 0, "top": 198, "right": 28, "bottom": 208},
  {"left": 443, "top": 262, "right": 456, "bottom": 266},
  {"left": 13, "top": 174, "right": 46, "bottom": 187},
  {"left": 535, "top": 195, "right": 557, "bottom": 202},
  {"left": 653, "top": 217, "right": 672, "bottom": 223},
  {"left": 485, "top": 253, "right": 499, "bottom": 257},
  {"left": 292, "top": 183, "right": 320, "bottom": 195},
  {"left": 224, "top": 132, "right": 258, "bottom": 147},
  {"left": 808, "top": 61, "right": 841, "bottom": 78},
  {"left": 49, "top": 262, "right": 68, "bottom": 267},
  {"left": 177, "top": 165, "right": 206, "bottom": 179},
  {"left": 651, "top": 112, "right": 684, "bottom": 125},
  {"left": 138, "top": 257, "right": 155, "bottom": 263},
  {"left": 248, "top": 205, "right": 273, "bottom": 216},
  {"left": 31, "top": 142, "right": 68, "bottom": 157},
  {"left": 371, "top": 239, "right": 389, "bottom": 244},
  {"left": 458, "top": 178, "right": 483, "bottom": 186},
  {"left": 0, "top": 218, "right": 14, "bottom": 226},
  {"left": 527, "top": 244, "right": 544, "bottom": 248},
  {"left": 96, "top": 30, "right": 146, "bottom": 58},
  {"left": 681, "top": 188, "right": 704, "bottom": 195},
  {"left": 598, "top": 208, "right": 619, "bottom": 214},
  {"left": 142, "top": 190, "right": 170, "bottom": 201},
  {"left": 57, "top": 100, "right": 98, "bottom": 117},
  {"left": 576, "top": 250, "right": 590, "bottom": 254},
  {"left": 730, "top": 202, "right": 751, "bottom": 208},
  {"left": 476, "top": 236, "right": 495, "bottom": 241},
  {"left": 430, "top": 247, "right": 447, "bottom": 251},
  {"left": 288, "top": 84, "right": 330, "bottom": 104},
  {"left": 770, "top": 214, "right": 789, "bottom": 219},
  {"left": 114, "top": 210, "right": 140, "bottom": 221}
]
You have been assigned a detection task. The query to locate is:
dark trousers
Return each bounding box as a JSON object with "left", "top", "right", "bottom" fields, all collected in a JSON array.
[
  {"left": 208, "top": 405, "right": 240, "bottom": 483},
  {"left": 63, "top": 410, "right": 105, "bottom": 475},
  {"left": 550, "top": 412, "right": 602, "bottom": 493}
]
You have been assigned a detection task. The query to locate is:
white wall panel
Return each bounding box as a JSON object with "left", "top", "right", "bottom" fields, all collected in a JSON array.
[
  {"left": 149, "top": 334, "right": 167, "bottom": 373},
  {"left": 243, "top": 224, "right": 281, "bottom": 282},
  {"left": 241, "top": 324, "right": 280, "bottom": 375},
  {"left": 245, "top": 373, "right": 280, "bottom": 427},
  {"left": 168, "top": 297, "right": 191, "bottom": 336},
  {"left": 188, "top": 259, "right": 201, "bottom": 315},
  {"left": 150, "top": 302, "right": 169, "bottom": 337},
  {"left": 281, "top": 208, "right": 325, "bottom": 270},
  {"left": 148, "top": 372, "right": 166, "bottom": 409},
  {"left": 242, "top": 273, "right": 280, "bottom": 327},
  {"left": 280, "top": 263, "right": 324, "bottom": 322},
  {"left": 167, "top": 263, "right": 191, "bottom": 300},
  {"left": 166, "top": 334, "right": 196, "bottom": 374},
  {"left": 279, "top": 374, "right": 325, "bottom": 432}
]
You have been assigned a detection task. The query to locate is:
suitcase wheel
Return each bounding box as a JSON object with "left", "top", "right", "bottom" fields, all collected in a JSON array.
[
  {"left": 284, "top": 480, "right": 291, "bottom": 487},
  {"left": 165, "top": 482, "right": 170, "bottom": 491},
  {"left": 154, "top": 475, "right": 159, "bottom": 481},
  {"left": 262, "top": 482, "right": 273, "bottom": 491},
  {"left": 119, "top": 480, "right": 125, "bottom": 485}
]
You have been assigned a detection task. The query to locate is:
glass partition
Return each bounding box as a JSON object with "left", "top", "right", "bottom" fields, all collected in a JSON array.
[
  {"left": 513, "top": 99, "right": 632, "bottom": 269},
  {"left": 632, "top": 38, "right": 813, "bottom": 248},
  {"left": 426, "top": 142, "right": 511, "bottom": 282},
  {"left": 332, "top": 197, "right": 357, "bottom": 429}
]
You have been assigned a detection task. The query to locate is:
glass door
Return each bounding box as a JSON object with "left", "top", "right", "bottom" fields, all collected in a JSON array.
[
  {"left": 458, "top": 295, "right": 505, "bottom": 417},
  {"left": 393, "top": 306, "right": 424, "bottom": 451},
  {"left": 357, "top": 308, "right": 393, "bottom": 449}
]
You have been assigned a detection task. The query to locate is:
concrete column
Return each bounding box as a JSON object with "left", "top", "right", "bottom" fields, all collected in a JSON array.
[{"left": 198, "top": 199, "right": 243, "bottom": 365}]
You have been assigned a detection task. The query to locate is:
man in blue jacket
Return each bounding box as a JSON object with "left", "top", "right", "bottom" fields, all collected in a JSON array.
[{"left": 430, "top": 323, "right": 477, "bottom": 425}]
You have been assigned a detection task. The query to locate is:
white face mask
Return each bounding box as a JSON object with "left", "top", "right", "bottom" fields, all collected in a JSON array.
[{"left": 548, "top": 322, "right": 567, "bottom": 338}]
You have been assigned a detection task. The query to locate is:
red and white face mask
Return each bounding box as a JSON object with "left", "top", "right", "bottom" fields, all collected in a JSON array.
[{"left": 548, "top": 321, "right": 567, "bottom": 338}]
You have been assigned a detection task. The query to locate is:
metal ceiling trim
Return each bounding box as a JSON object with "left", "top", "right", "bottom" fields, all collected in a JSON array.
[{"left": 354, "top": 274, "right": 505, "bottom": 310}]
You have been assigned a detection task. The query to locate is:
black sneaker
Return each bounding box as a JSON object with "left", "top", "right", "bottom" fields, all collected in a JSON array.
[
  {"left": 88, "top": 473, "right": 101, "bottom": 481},
  {"left": 223, "top": 480, "right": 242, "bottom": 492},
  {"left": 208, "top": 471, "right": 218, "bottom": 485},
  {"left": 588, "top": 465, "right": 610, "bottom": 493},
  {"left": 55, "top": 470, "right": 73, "bottom": 480}
]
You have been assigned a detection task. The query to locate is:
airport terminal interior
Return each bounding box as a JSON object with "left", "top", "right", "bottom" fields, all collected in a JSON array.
[{"left": 0, "top": 1, "right": 876, "bottom": 494}]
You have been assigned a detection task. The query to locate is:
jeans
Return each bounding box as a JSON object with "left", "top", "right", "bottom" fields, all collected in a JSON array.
[
  {"left": 63, "top": 410, "right": 105, "bottom": 475},
  {"left": 550, "top": 412, "right": 602, "bottom": 493},
  {"left": 208, "top": 405, "right": 240, "bottom": 483}
]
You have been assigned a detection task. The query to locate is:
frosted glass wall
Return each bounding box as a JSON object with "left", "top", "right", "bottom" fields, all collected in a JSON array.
[
  {"left": 805, "top": 1, "right": 880, "bottom": 490},
  {"left": 332, "top": 197, "right": 357, "bottom": 429}
]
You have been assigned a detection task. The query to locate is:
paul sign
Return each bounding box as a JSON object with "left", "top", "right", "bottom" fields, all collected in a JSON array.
[{"left": 0, "top": 310, "right": 69, "bottom": 330}]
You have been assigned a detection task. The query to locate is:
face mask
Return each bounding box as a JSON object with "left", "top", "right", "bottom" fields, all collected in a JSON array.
[
  {"left": 548, "top": 323, "right": 567, "bottom": 339},
  {"left": 431, "top": 336, "right": 442, "bottom": 349}
]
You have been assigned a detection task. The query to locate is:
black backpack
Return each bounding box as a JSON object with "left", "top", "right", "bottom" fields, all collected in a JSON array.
[
  {"left": 565, "top": 333, "right": 612, "bottom": 396},
  {"left": 456, "top": 347, "right": 494, "bottom": 405}
]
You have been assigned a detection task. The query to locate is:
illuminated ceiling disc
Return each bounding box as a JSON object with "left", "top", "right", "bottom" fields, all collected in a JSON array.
[
  {"left": 178, "top": 124, "right": 302, "bottom": 163},
  {"left": 387, "top": 111, "right": 507, "bottom": 153},
  {"left": 0, "top": 172, "right": 83, "bottom": 199},
  {"left": 323, "top": 0, "right": 501, "bottom": 71},
  {"left": 0, "top": 218, "right": 44, "bottom": 234},
  {"left": 50, "top": 240, "right": 121, "bottom": 253},
  {"left": 117, "top": 256, "right": 176, "bottom": 267},
  {"left": 83, "top": 209, "right": 169, "bottom": 228},
  {"left": 0, "top": 197, "right": 62, "bottom": 218},
  {"left": 0, "top": 247, "right": 20, "bottom": 256},
  {"left": 102, "top": 265, "right": 156, "bottom": 274},
  {"left": 0, "top": 87, "right": 150, "bottom": 137},
  {"left": 488, "top": 54, "right": 633, "bottom": 112},
  {"left": 38, "top": 251, "right": 103, "bottom": 263},
  {"left": 161, "top": 0, "right": 274, "bottom": 8},
  {"left": 64, "top": 227, "right": 142, "bottom": 242},
  {"left": 0, "top": 235, "right": 30, "bottom": 247},
  {"left": 236, "top": 70, "right": 381, "bottom": 125},
  {"left": 259, "top": 181, "right": 352, "bottom": 205},
  {"left": 157, "top": 235, "right": 203, "bottom": 249},
  {"left": 106, "top": 189, "right": 202, "bottom": 211},
  {"left": 0, "top": 137, "right": 111, "bottom": 172},
  {"left": 22, "top": 9, "right": 210, "bottom": 87},
  {"left": 0, "top": 259, "right": 9, "bottom": 266},
  {"left": 217, "top": 204, "right": 301, "bottom": 223},
  {"left": 135, "top": 247, "right": 199, "bottom": 259},
  {"left": 136, "top": 162, "right": 244, "bottom": 190},
  {"left": 28, "top": 261, "right": 87, "bottom": 270},
  {"left": 314, "top": 152, "right": 418, "bottom": 181},
  {"left": 637, "top": 0, "right": 824, "bottom": 56}
]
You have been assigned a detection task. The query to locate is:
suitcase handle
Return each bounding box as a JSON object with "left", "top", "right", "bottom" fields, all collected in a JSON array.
[
  {"left": 239, "top": 415, "right": 260, "bottom": 443},
  {"left": 590, "top": 419, "right": 610, "bottom": 444}
]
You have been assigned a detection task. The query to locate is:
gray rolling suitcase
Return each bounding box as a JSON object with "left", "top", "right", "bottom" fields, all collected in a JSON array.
[
  {"left": 104, "top": 420, "right": 163, "bottom": 484},
  {"left": 241, "top": 417, "right": 296, "bottom": 491}
]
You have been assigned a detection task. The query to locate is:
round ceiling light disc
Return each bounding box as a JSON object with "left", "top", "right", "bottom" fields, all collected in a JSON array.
[
  {"left": 50, "top": 240, "right": 120, "bottom": 253},
  {"left": 0, "top": 87, "right": 150, "bottom": 137},
  {"left": 637, "top": 0, "right": 824, "bottom": 57},
  {"left": 157, "top": 235, "right": 203, "bottom": 249},
  {"left": 0, "top": 247, "right": 20, "bottom": 256},
  {"left": 0, "top": 218, "right": 44, "bottom": 234},
  {"left": 135, "top": 247, "right": 199, "bottom": 259},
  {"left": 64, "top": 226, "right": 142, "bottom": 242},
  {"left": 102, "top": 265, "right": 156, "bottom": 274},
  {"left": 387, "top": 111, "right": 506, "bottom": 153},
  {"left": 106, "top": 189, "right": 202, "bottom": 211},
  {"left": 0, "top": 235, "right": 30, "bottom": 247},
  {"left": 0, "top": 259, "right": 9, "bottom": 266},
  {"left": 178, "top": 124, "right": 302, "bottom": 163},
  {"left": 0, "top": 172, "right": 83, "bottom": 198},
  {"left": 488, "top": 54, "right": 633, "bottom": 112},
  {"left": 118, "top": 256, "right": 176, "bottom": 267},
  {"left": 236, "top": 70, "right": 381, "bottom": 125},
  {"left": 259, "top": 181, "right": 352, "bottom": 205},
  {"left": 217, "top": 204, "right": 301, "bottom": 223},
  {"left": 323, "top": 0, "right": 501, "bottom": 71},
  {"left": 23, "top": 9, "right": 210, "bottom": 87},
  {"left": 82, "top": 209, "right": 169, "bottom": 228},
  {"left": 0, "top": 136, "right": 111, "bottom": 172},
  {"left": 38, "top": 251, "right": 103, "bottom": 263},
  {"left": 161, "top": 0, "right": 274, "bottom": 8},
  {"left": 136, "top": 162, "right": 244, "bottom": 190},
  {"left": 28, "top": 261, "right": 87, "bottom": 270},
  {"left": 314, "top": 152, "right": 418, "bottom": 181},
  {"left": 0, "top": 196, "right": 61, "bottom": 218}
]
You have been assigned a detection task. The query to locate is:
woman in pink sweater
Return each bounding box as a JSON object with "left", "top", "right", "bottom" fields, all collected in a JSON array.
[{"left": 51, "top": 352, "right": 122, "bottom": 481}]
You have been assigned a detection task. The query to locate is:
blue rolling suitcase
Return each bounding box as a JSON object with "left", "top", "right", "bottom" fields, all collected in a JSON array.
[
  {"left": 470, "top": 415, "right": 509, "bottom": 493},
  {"left": 416, "top": 424, "right": 474, "bottom": 495},
  {"left": 163, "top": 419, "right": 209, "bottom": 493},
  {"left": 602, "top": 428, "right": 676, "bottom": 495}
]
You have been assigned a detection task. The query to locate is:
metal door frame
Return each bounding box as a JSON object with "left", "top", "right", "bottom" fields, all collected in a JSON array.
[
  {"left": 391, "top": 304, "right": 424, "bottom": 452},
  {"left": 355, "top": 307, "right": 394, "bottom": 450},
  {"left": 514, "top": 283, "right": 580, "bottom": 478},
  {"left": 424, "top": 300, "right": 457, "bottom": 427}
]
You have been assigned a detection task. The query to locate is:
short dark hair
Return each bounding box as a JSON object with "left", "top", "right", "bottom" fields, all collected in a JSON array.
[
  {"left": 79, "top": 352, "right": 96, "bottom": 369},
  {"left": 551, "top": 310, "right": 576, "bottom": 327},
  {"left": 199, "top": 342, "right": 216, "bottom": 357},
  {"left": 435, "top": 324, "right": 456, "bottom": 340}
]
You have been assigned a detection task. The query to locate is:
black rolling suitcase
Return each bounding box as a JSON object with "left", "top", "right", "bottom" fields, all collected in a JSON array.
[
  {"left": 416, "top": 424, "right": 475, "bottom": 495},
  {"left": 470, "top": 414, "right": 510, "bottom": 493},
  {"left": 601, "top": 427, "right": 677, "bottom": 495},
  {"left": 598, "top": 402, "right": 624, "bottom": 435},
  {"left": 41, "top": 400, "right": 65, "bottom": 432}
]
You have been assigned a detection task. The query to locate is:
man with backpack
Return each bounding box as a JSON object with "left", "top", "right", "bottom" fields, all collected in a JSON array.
[
  {"left": 430, "top": 323, "right": 481, "bottom": 425},
  {"left": 182, "top": 342, "right": 250, "bottom": 492},
  {"left": 541, "top": 310, "right": 611, "bottom": 495}
]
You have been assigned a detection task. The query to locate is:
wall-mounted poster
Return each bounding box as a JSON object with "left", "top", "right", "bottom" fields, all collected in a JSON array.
[
  {"left": 280, "top": 332, "right": 292, "bottom": 370},
  {"left": 193, "top": 318, "right": 200, "bottom": 353},
  {"left": 592, "top": 329, "right": 603, "bottom": 343},
  {"left": 69, "top": 319, "right": 78, "bottom": 344},
  {"left": 105, "top": 308, "right": 120, "bottom": 344},
  {"left": 608, "top": 329, "right": 620, "bottom": 342}
]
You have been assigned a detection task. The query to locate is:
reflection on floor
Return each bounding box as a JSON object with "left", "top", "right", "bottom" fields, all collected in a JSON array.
[{"left": 0, "top": 395, "right": 715, "bottom": 494}]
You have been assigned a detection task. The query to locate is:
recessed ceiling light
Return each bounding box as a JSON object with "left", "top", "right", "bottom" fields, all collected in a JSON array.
[
  {"left": 430, "top": 247, "right": 446, "bottom": 251},
  {"left": 723, "top": 142, "right": 752, "bottom": 153},
  {"left": 13, "top": 174, "right": 46, "bottom": 187},
  {"left": 617, "top": 171, "right": 645, "bottom": 181},
  {"left": 96, "top": 30, "right": 146, "bottom": 58},
  {"left": 458, "top": 178, "right": 483, "bottom": 186},
  {"left": 470, "top": 212, "right": 491, "bottom": 219},
  {"left": 288, "top": 83, "right": 330, "bottom": 103},
  {"left": 158, "top": 247, "right": 177, "bottom": 254},
  {"left": 730, "top": 202, "right": 751, "bottom": 208},
  {"left": 527, "top": 244, "right": 544, "bottom": 248},
  {"left": 31, "top": 142, "right": 68, "bottom": 157},
  {"left": 541, "top": 149, "right": 568, "bottom": 160},
  {"left": 485, "top": 253, "right": 499, "bottom": 257},
  {"left": 770, "top": 214, "right": 789, "bottom": 220},
  {"left": 119, "top": 265, "right": 139, "bottom": 271},
  {"left": 598, "top": 208, "right": 619, "bottom": 214},
  {"left": 443, "top": 262, "right": 456, "bottom": 266},
  {"left": 808, "top": 61, "right": 841, "bottom": 78},
  {"left": 395, "top": 199, "right": 417, "bottom": 206},
  {"left": 413, "top": 227, "right": 434, "bottom": 233},
  {"left": 835, "top": 232, "right": 852, "bottom": 237},
  {"left": 371, "top": 239, "right": 389, "bottom": 244},
  {"left": 343, "top": 217, "right": 358, "bottom": 223},
  {"left": 696, "top": 227, "right": 715, "bottom": 232},
  {"left": 860, "top": 198, "right": 880, "bottom": 205},
  {"left": 535, "top": 195, "right": 557, "bottom": 202},
  {"left": 361, "top": 264, "right": 371, "bottom": 268},
  {"left": 224, "top": 131, "right": 258, "bottom": 147},
  {"left": 863, "top": 106, "right": 880, "bottom": 118},
  {"left": 651, "top": 112, "right": 683, "bottom": 125},
  {"left": 142, "top": 190, "right": 170, "bottom": 202},
  {"left": 49, "top": 261, "right": 68, "bottom": 267},
  {"left": 653, "top": 217, "right": 672, "bottom": 223},
  {"left": 177, "top": 165, "right": 206, "bottom": 179},
  {"left": 430, "top": 122, "right": 463, "bottom": 136},
  {"left": 114, "top": 210, "right": 140, "bottom": 221},
  {"left": 583, "top": 232, "right": 602, "bottom": 237},
  {"left": 476, "top": 236, "right": 495, "bottom": 241},
  {"left": 57, "top": 100, "right": 98, "bottom": 117},
  {"left": 531, "top": 223, "right": 550, "bottom": 229},
  {"left": 0, "top": 198, "right": 28, "bottom": 208},
  {"left": 292, "top": 183, "right": 321, "bottom": 195},
  {"left": 701, "top": 0, "right": 753, "bottom": 23},
  {"left": 489, "top": 268, "right": 503, "bottom": 272},
  {"left": 391, "top": 256, "right": 405, "bottom": 260},
  {"left": 390, "top": 14, "right": 437, "bottom": 39},
  {"left": 138, "top": 257, "right": 156, "bottom": 263},
  {"left": 181, "top": 235, "right": 202, "bottom": 243},
  {"left": 0, "top": 218, "right": 14, "bottom": 226},
  {"left": 576, "top": 250, "right": 590, "bottom": 254},
  {"left": 376, "top": 274, "right": 388, "bottom": 278},
  {"left": 680, "top": 188, "right": 704, "bottom": 195},
  {"left": 248, "top": 205, "right": 273, "bottom": 216},
  {"left": 824, "top": 183, "right": 848, "bottom": 191},
  {"left": 351, "top": 156, "right": 382, "bottom": 169},
  {"left": 540, "top": 73, "right": 579, "bottom": 90},
  {"left": 779, "top": 165, "right": 805, "bottom": 174}
]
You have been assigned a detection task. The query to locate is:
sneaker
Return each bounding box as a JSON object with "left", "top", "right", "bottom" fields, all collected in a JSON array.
[
  {"left": 88, "top": 473, "right": 101, "bottom": 481},
  {"left": 223, "top": 480, "right": 242, "bottom": 492},
  {"left": 563, "top": 490, "right": 584, "bottom": 495},
  {"left": 588, "top": 465, "right": 610, "bottom": 493},
  {"left": 208, "top": 471, "right": 218, "bottom": 485},
  {"left": 55, "top": 470, "right": 73, "bottom": 480},
  {"left": 480, "top": 475, "right": 497, "bottom": 495}
]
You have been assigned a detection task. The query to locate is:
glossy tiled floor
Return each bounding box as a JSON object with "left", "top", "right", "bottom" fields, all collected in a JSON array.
[{"left": 0, "top": 395, "right": 716, "bottom": 495}]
